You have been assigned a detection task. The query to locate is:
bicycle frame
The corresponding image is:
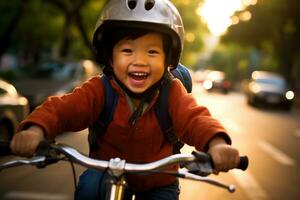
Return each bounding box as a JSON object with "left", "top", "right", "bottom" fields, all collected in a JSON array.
[{"left": 107, "top": 177, "right": 127, "bottom": 200}]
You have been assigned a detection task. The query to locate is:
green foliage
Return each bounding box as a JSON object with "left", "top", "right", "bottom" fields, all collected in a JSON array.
[
  {"left": 220, "top": 0, "right": 300, "bottom": 87},
  {"left": 81, "top": 0, "right": 107, "bottom": 39},
  {"left": 173, "top": 0, "right": 207, "bottom": 68},
  {"left": 0, "top": 0, "right": 207, "bottom": 70},
  {"left": 0, "top": 0, "right": 21, "bottom": 33},
  {"left": 0, "top": 70, "right": 17, "bottom": 82},
  {"left": 207, "top": 44, "right": 252, "bottom": 81},
  {"left": 14, "top": 0, "right": 64, "bottom": 48}
]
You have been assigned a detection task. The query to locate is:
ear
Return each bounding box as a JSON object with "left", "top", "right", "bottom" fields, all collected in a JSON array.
[{"left": 109, "top": 59, "right": 113, "bottom": 67}]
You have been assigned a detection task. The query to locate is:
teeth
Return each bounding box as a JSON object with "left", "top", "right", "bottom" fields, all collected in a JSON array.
[{"left": 130, "top": 72, "right": 148, "bottom": 77}]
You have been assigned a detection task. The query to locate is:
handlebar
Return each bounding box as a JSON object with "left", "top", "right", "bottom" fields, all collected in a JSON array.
[{"left": 0, "top": 140, "right": 248, "bottom": 193}]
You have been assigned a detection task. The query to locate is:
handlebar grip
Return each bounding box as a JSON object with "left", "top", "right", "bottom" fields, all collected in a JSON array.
[
  {"left": 35, "top": 140, "right": 55, "bottom": 156},
  {"left": 237, "top": 156, "right": 248, "bottom": 171},
  {"left": 0, "top": 141, "right": 12, "bottom": 156}
]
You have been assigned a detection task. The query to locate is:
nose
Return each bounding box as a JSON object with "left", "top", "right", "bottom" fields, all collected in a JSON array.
[{"left": 132, "top": 51, "right": 148, "bottom": 67}]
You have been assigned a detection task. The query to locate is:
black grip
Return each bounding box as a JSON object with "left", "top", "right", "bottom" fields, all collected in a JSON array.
[
  {"left": 206, "top": 153, "right": 249, "bottom": 171},
  {"left": 35, "top": 140, "right": 55, "bottom": 156},
  {"left": 237, "top": 156, "right": 248, "bottom": 171},
  {"left": 0, "top": 141, "right": 12, "bottom": 156}
]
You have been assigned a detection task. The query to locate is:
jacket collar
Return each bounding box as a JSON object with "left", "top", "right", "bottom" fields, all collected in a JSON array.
[{"left": 109, "top": 77, "right": 160, "bottom": 113}]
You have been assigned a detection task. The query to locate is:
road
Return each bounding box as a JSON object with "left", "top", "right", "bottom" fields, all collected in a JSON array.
[{"left": 1, "top": 83, "right": 300, "bottom": 200}]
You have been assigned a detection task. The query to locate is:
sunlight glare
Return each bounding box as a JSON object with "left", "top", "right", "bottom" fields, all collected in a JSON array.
[{"left": 197, "top": 0, "right": 256, "bottom": 36}]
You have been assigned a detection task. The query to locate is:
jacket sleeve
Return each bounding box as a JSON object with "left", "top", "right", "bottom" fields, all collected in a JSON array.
[
  {"left": 17, "top": 76, "right": 105, "bottom": 139},
  {"left": 168, "top": 79, "right": 231, "bottom": 151}
]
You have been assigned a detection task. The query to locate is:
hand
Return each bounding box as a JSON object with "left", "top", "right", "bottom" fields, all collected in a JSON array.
[
  {"left": 207, "top": 136, "right": 240, "bottom": 174},
  {"left": 10, "top": 126, "right": 44, "bottom": 157}
]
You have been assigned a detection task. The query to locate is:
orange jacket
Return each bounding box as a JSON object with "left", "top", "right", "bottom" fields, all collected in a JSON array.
[{"left": 17, "top": 76, "right": 229, "bottom": 192}]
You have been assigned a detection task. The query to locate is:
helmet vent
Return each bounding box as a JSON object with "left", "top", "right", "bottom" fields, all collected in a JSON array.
[
  {"left": 128, "top": 0, "right": 137, "bottom": 10},
  {"left": 145, "top": 0, "right": 155, "bottom": 11}
]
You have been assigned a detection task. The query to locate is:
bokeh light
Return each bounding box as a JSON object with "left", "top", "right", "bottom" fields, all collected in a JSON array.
[{"left": 197, "top": 0, "right": 257, "bottom": 36}]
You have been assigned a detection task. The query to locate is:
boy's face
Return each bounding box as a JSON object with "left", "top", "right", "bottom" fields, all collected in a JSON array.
[{"left": 111, "top": 33, "right": 166, "bottom": 94}]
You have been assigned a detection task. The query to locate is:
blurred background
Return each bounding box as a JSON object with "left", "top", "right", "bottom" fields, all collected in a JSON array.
[
  {"left": 1, "top": 0, "right": 300, "bottom": 200},
  {"left": 1, "top": 0, "right": 300, "bottom": 108}
]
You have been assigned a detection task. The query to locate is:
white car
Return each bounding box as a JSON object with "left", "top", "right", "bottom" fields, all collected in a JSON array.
[{"left": 0, "top": 79, "right": 29, "bottom": 145}]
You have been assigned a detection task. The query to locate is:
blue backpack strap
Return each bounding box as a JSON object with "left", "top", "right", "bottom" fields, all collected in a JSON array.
[
  {"left": 99, "top": 74, "right": 119, "bottom": 125},
  {"left": 154, "top": 77, "right": 184, "bottom": 154},
  {"left": 88, "top": 74, "right": 118, "bottom": 154},
  {"left": 155, "top": 64, "right": 192, "bottom": 154},
  {"left": 171, "top": 63, "right": 192, "bottom": 93}
]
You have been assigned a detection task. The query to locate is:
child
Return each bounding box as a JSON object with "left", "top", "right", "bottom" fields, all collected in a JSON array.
[{"left": 10, "top": 0, "right": 240, "bottom": 199}]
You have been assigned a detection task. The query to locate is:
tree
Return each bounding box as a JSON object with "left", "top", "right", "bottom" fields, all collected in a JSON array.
[
  {"left": 207, "top": 44, "right": 251, "bottom": 82},
  {"left": 0, "top": 0, "right": 29, "bottom": 59},
  {"left": 173, "top": 0, "right": 207, "bottom": 68},
  {"left": 44, "top": 0, "right": 108, "bottom": 59},
  {"left": 0, "top": 0, "right": 206, "bottom": 69},
  {"left": 221, "top": 0, "right": 300, "bottom": 87},
  {"left": 0, "top": 0, "right": 108, "bottom": 66}
]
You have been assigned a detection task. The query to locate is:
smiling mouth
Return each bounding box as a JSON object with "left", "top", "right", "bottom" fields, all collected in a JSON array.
[{"left": 129, "top": 72, "right": 149, "bottom": 80}]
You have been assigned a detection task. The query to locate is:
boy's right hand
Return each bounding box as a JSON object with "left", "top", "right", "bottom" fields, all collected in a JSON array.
[{"left": 10, "top": 125, "right": 44, "bottom": 157}]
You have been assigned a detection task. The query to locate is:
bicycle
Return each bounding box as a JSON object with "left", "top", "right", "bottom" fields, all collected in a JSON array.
[{"left": 0, "top": 140, "right": 248, "bottom": 200}]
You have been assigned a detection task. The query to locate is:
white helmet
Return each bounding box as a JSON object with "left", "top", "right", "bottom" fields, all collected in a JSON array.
[{"left": 92, "top": 0, "right": 184, "bottom": 69}]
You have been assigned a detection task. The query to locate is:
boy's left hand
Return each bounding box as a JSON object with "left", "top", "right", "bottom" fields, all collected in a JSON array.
[{"left": 207, "top": 137, "right": 240, "bottom": 173}]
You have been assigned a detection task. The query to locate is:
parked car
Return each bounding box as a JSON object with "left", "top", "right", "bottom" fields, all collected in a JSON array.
[
  {"left": 0, "top": 79, "right": 29, "bottom": 145},
  {"left": 194, "top": 70, "right": 209, "bottom": 84},
  {"left": 14, "top": 59, "right": 102, "bottom": 110},
  {"left": 202, "top": 70, "right": 231, "bottom": 94},
  {"left": 245, "top": 71, "right": 294, "bottom": 111}
]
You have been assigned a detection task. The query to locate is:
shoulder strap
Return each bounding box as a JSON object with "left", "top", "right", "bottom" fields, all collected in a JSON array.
[
  {"left": 88, "top": 74, "right": 118, "bottom": 154},
  {"left": 170, "top": 63, "right": 192, "bottom": 93},
  {"left": 99, "top": 74, "right": 119, "bottom": 126},
  {"left": 154, "top": 78, "right": 184, "bottom": 154}
]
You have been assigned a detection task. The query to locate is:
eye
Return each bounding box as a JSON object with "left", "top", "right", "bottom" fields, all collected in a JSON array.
[
  {"left": 122, "top": 48, "right": 133, "bottom": 53},
  {"left": 148, "top": 49, "right": 159, "bottom": 54}
]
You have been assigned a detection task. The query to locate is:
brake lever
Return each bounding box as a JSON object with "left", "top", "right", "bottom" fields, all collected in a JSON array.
[
  {"left": 0, "top": 140, "right": 56, "bottom": 171},
  {"left": 0, "top": 156, "right": 46, "bottom": 171},
  {"left": 178, "top": 169, "right": 236, "bottom": 193},
  {"left": 182, "top": 151, "right": 213, "bottom": 176}
]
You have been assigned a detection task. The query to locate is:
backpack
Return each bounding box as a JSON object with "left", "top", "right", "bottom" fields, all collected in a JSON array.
[{"left": 88, "top": 63, "right": 192, "bottom": 154}]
